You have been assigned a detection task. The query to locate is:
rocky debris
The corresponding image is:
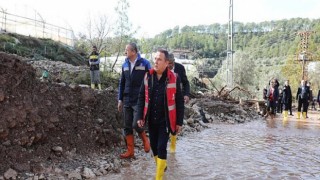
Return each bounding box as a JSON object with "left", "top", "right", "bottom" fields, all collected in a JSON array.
[
  {"left": 0, "top": 52, "right": 123, "bottom": 176},
  {"left": 26, "top": 60, "right": 89, "bottom": 83}
]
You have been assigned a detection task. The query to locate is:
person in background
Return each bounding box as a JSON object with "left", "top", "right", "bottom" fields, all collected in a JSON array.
[
  {"left": 262, "top": 85, "right": 268, "bottom": 117},
  {"left": 266, "top": 79, "right": 279, "bottom": 119},
  {"left": 317, "top": 89, "right": 320, "bottom": 108},
  {"left": 296, "top": 80, "right": 310, "bottom": 119},
  {"left": 118, "top": 42, "right": 151, "bottom": 159},
  {"left": 167, "top": 53, "right": 190, "bottom": 153},
  {"left": 306, "top": 81, "right": 313, "bottom": 118},
  {"left": 88, "top": 45, "right": 101, "bottom": 90},
  {"left": 137, "top": 49, "right": 184, "bottom": 180},
  {"left": 284, "top": 80, "right": 293, "bottom": 116},
  {"left": 277, "top": 88, "right": 283, "bottom": 114},
  {"left": 318, "top": 89, "right": 320, "bottom": 120},
  {"left": 282, "top": 80, "right": 292, "bottom": 118}
]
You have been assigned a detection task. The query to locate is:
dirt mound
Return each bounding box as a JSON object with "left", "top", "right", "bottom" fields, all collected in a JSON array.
[{"left": 0, "top": 52, "right": 122, "bottom": 174}]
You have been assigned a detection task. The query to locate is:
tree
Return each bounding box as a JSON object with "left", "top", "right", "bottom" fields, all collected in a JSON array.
[
  {"left": 111, "top": 0, "right": 136, "bottom": 72},
  {"left": 85, "top": 13, "right": 112, "bottom": 53}
]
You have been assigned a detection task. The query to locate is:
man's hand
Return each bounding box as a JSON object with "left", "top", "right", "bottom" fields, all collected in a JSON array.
[
  {"left": 176, "top": 125, "right": 182, "bottom": 134},
  {"left": 137, "top": 120, "right": 145, "bottom": 128},
  {"left": 118, "top": 101, "right": 123, "bottom": 112},
  {"left": 184, "top": 96, "right": 190, "bottom": 104}
]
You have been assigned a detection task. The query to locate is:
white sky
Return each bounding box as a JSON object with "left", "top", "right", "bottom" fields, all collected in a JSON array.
[{"left": 1, "top": 0, "right": 320, "bottom": 38}]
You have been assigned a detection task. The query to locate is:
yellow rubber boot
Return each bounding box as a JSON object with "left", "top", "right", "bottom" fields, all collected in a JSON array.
[
  {"left": 169, "top": 134, "right": 177, "bottom": 153},
  {"left": 98, "top": 84, "right": 102, "bottom": 90},
  {"left": 297, "top": 112, "right": 301, "bottom": 119},
  {"left": 283, "top": 111, "right": 288, "bottom": 118},
  {"left": 91, "top": 84, "right": 95, "bottom": 89},
  {"left": 302, "top": 112, "right": 307, "bottom": 119},
  {"left": 156, "top": 158, "right": 167, "bottom": 180}
]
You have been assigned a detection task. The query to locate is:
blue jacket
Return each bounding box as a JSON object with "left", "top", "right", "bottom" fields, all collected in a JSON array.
[{"left": 118, "top": 54, "right": 151, "bottom": 106}]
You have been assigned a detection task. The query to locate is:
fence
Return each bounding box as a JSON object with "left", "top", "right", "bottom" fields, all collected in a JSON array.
[{"left": 0, "top": 7, "right": 74, "bottom": 47}]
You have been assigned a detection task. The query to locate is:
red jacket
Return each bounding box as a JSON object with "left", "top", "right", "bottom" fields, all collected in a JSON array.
[{"left": 137, "top": 68, "right": 184, "bottom": 133}]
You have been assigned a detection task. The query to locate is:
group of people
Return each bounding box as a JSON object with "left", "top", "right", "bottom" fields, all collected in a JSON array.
[
  {"left": 263, "top": 77, "right": 320, "bottom": 120},
  {"left": 88, "top": 43, "right": 320, "bottom": 179},
  {"left": 115, "top": 43, "right": 190, "bottom": 180}
]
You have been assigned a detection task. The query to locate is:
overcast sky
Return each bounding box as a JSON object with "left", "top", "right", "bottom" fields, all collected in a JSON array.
[{"left": 1, "top": 0, "right": 320, "bottom": 38}]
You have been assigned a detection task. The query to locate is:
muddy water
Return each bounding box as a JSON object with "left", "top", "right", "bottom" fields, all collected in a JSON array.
[{"left": 102, "top": 112, "right": 320, "bottom": 180}]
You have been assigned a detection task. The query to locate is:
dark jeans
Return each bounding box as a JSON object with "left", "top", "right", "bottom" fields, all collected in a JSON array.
[
  {"left": 123, "top": 105, "right": 144, "bottom": 136},
  {"left": 148, "top": 122, "right": 169, "bottom": 160},
  {"left": 297, "top": 99, "right": 308, "bottom": 113}
]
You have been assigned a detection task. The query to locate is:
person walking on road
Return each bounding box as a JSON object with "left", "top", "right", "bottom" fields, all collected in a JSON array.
[
  {"left": 296, "top": 80, "right": 311, "bottom": 119},
  {"left": 282, "top": 80, "right": 293, "bottom": 118},
  {"left": 167, "top": 53, "right": 190, "bottom": 153},
  {"left": 88, "top": 45, "right": 102, "bottom": 90},
  {"left": 136, "top": 49, "right": 184, "bottom": 180},
  {"left": 118, "top": 43, "right": 151, "bottom": 159}
]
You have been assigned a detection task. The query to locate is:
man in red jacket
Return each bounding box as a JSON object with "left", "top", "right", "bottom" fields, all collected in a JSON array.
[{"left": 136, "top": 49, "right": 184, "bottom": 180}]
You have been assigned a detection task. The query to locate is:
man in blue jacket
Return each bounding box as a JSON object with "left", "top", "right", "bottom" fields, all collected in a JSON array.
[
  {"left": 118, "top": 43, "right": 151, "bottom": 159},
  {"left": 167, "top": 53, "right": 190, "bottom": 153}
]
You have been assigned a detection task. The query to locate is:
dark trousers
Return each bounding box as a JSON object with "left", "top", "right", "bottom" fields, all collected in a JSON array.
[
  {"left": 288, "top": 100, "right": 292, "bottom": 114},
  {"left": 277, "top": 102, "right": 283, "bottom": 113},
  {"left": 297, "top": 99, "right": 308, "bottom": 113},
  {"left": 123, "top": 105, "right": 144, "bottom": 135},
  {"left": 148, "top": 122, "right": 169, "bottom": 160},
  {"left": 284, "top": 103, "right": 289, "bottom": 111}
]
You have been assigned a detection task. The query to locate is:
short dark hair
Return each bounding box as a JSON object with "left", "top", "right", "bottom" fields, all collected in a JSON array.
[
  {"left": 168, "top": 53, "right": 175, "bottom": 62},
  {"left": 128, "top": 42, "right": 138, "bottom": 53},
  {"left": 93, "top": 45, "right": 97, "bottom": 49},
  {"left": 157, "top": 48, "right": 169, "bottom": 60}
]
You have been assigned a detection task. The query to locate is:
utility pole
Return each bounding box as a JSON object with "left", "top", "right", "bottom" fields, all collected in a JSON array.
[
  {"left": 226, "top": 0, "right": 234, "bottom": 87},
  {"left": 297, "top": 31, "right": 314, "bottom": 80}
]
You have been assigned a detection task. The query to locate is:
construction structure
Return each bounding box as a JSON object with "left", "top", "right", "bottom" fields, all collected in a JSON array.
[
  {"left": 296, "top": 31, "right": 315, "bottom": 80},
  {"left": 226, "top": 0, "right": 234, "bottom": 87}
]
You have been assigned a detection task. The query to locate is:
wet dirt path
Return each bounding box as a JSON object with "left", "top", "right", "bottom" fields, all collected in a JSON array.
[{"left": 102, "top": 111, "right": 320, "bottom": 180}]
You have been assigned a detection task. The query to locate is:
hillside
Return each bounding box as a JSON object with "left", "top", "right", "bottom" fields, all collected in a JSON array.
[{"left": 0, "top": 32, "right": 86, "bottom": 66}]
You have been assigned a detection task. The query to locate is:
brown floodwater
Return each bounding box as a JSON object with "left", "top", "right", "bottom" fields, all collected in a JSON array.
[{"left": 102, "top": 111, "right": 320, "bottom": 180}]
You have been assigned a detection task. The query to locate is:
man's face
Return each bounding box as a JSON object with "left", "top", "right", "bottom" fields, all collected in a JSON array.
[
  {"left": 153, "top": 51, "right": 168, "bottom": 73},
  {"left": 168, "top": 60, "right": 174, "bottom": 70},
  {"left": 125, "top": 45, "right": 135, "bottom": 58},
  {"left": 285, "top": 80, "right": 289, "bottom": 86},
  {"left": 93, "top": 47, "right": 97, "bottom": 52}
]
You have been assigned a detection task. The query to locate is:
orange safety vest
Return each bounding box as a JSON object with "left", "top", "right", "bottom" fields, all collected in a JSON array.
[{"left": 143, "top": 68, "right": 178, "bottom": 133}]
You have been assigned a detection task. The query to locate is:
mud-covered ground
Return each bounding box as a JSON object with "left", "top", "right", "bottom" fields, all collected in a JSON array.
[{"left": 0, "top": 52, "right": 124, "bottom": 177}]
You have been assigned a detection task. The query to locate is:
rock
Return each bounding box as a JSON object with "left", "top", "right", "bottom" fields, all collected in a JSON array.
[
  {"left": 199, "top": 121, "right": 209, "bottom": 127},
  {"left": 82, "top": 167, "right": 96, "bottom": 179},
  {"left": 186, "top": 118, "right": 194, "bottom": 125},
  {"left": 52, "top": 146, "right": 63, "bottom": 152},
  {"left": 78, "top": 84, "right": 90, "bottom": 88},
  {"left": 68, "top": 171, "right": 82, "bottom": 180},
  {"left": 4, "top": 168, "right": 17, "bottom": 180}
]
